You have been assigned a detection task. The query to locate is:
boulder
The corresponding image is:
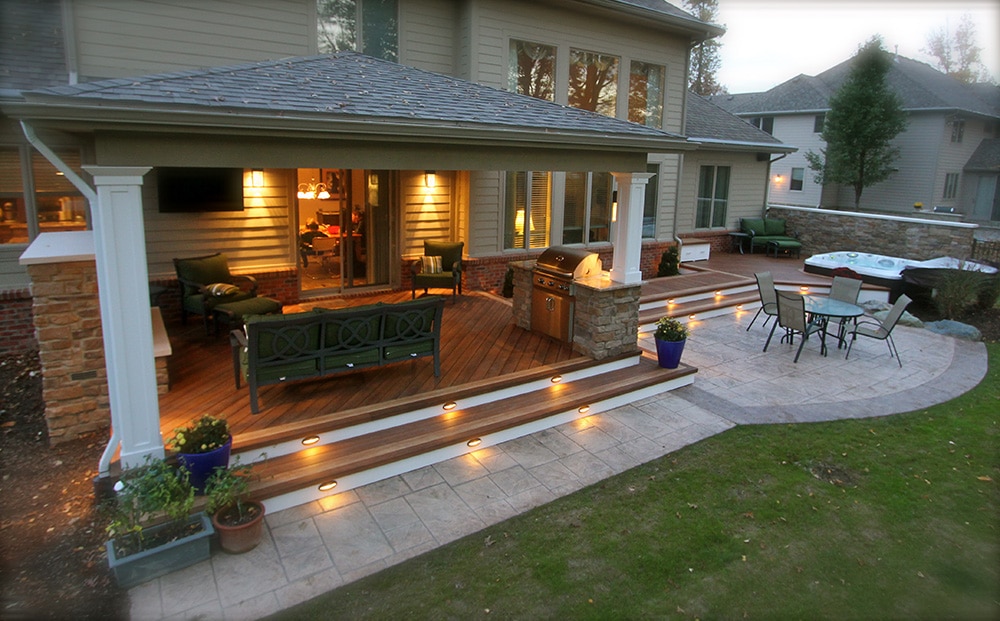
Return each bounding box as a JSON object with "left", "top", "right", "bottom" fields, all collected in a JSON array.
[{"left": 924, "top": 320, "right": 982, "bottom": 341}]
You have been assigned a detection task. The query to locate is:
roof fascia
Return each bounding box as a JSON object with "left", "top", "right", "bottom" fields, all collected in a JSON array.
[
  {"left": 689, "top": 138, "right": 797, "bottom": 154},
  {"left": 567, "top": 0, "right": 724, "bottom": 41}
]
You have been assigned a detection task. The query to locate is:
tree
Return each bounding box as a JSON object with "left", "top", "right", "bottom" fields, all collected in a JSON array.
[
  {"left": 685, "top": 0, "right": 726, "bottom": 96},
  {"left": 805, "top": 37, "right": 907, "bottom": 210},
  {"left": 923, "top": 14, "right": 991, "bottom": 84}
]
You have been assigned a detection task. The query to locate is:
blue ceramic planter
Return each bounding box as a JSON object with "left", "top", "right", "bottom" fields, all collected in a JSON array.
[
  {"left": 178, "top": 436, "right": 232, "bottom": 494},
  {"left": 655, "top": 338, "right": 686, "bottom": 369}
]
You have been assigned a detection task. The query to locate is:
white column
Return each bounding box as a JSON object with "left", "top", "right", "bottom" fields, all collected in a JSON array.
[
  {"left": 610, "top": 172, "right": 655, "bottom": 285},
  {"left": 83, "top": 166, "right": 162, "bottom": 468}
]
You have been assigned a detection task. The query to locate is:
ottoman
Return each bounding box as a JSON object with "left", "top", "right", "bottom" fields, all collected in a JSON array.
[
  {"left": 767, "top": 239, "right": 802, "bottom": 258},
  {"left": 213, "top": 297, "right": 283, "bottom": 335}
]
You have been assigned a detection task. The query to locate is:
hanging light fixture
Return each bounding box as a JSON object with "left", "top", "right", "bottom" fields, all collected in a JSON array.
[{"left": 297, "top": 179, "right": 330, "bottom": 200}]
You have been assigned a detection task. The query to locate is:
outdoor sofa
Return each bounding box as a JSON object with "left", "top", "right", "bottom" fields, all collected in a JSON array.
[
  {"left": 231, "top": 297, "right": 445, "bottom": 413},
  {"left": 739, "top": 217, "right": 801, "bottom": 256}
]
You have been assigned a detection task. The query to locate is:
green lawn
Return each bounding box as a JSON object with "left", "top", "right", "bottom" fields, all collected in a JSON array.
[{"left": 273, "top": 343, "right": 999, "bottom": 620}]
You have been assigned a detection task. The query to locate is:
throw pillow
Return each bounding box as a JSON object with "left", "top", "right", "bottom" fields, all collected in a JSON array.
[
  {"left": 205, "top": 282, "right": 240, "bottom": 297},
  {"left": 421, "top": 255, "right": 443, "bottom": 274}
]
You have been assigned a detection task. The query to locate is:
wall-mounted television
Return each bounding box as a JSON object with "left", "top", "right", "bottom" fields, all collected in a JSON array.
[{"left": 156, "top": 167, "right": 245, "bottom": 213}]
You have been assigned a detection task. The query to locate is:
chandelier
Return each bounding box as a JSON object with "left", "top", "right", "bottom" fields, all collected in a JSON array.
[{"left": 297, "top": 179, "right": 330, "bottom": 200}]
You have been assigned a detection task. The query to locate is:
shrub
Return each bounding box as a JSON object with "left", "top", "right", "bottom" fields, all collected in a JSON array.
[
  {"left": 654, "top": 316, "right": 688, "bottom": 342},
  {"left": 932, "top": 267, "right": 991, "bottom": 319},
  {"left": 657, "top": 246, "right": 680, "bottom": 277}
]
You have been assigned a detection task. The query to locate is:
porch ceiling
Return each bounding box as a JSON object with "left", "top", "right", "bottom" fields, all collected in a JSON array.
[{"left": 5, "top": 52, "right": 694, "bottom": 172}]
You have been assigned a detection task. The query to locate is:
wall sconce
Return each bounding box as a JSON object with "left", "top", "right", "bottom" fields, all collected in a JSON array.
[
  {"left": 611, "top": 190, "right": 618, "bottom": 223},
  {"left": 297, "top": 179, "right": 330, "bottom": 200},
  {"left": 424, "top": 171, "right": 436, "bottom": 188},
  {"left": 773, "top": 174, "right": 783, "bottom": 184},
  {"left": 251, "top": 169, "right": 264, "bottom": 188}
]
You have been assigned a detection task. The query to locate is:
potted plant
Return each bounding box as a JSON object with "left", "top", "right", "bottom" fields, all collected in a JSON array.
[
  {"left": 204, "top": 458, "right": 266, "bottom": 554},
  {"left": 169, "top": 414, "right": 232, "bottom": 493},
  {"left": 104, "top": 456, "right": 214, "bottom": 588},
  {"left": 653, "top": 316, "right": 689, "bottom": 369}
]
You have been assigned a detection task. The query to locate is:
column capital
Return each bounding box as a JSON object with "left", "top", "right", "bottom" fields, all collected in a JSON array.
[{"left": 82, "top": 166, "right": 151, "bottom": 186}]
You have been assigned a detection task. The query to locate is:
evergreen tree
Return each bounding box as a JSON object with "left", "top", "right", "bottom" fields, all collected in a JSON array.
[
  {"left": 805, "top": 37, "right": 907, "bottom": 210},
  {"left": 685, "top": 0, "right": 726, "bottom": 96}
]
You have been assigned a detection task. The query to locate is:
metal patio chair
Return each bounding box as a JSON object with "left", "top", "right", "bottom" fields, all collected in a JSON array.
[
  {"left": 845, "top": 294, "right": 912, "bottom": 368},
  {"left": 764, "top": 290, "right": 826, "bottom": 363},
  {"left": 746, "top": 271, "right": 778, "bottom": 331}
]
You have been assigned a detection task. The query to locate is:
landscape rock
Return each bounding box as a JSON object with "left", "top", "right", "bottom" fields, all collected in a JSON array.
[{"left": 924, "top": 320, "right": 982, "bottom": 341}]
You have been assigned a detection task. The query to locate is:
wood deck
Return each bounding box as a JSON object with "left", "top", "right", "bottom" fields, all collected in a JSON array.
[{"left": 158, "top": 291, "right": 580, "bottom": 441}]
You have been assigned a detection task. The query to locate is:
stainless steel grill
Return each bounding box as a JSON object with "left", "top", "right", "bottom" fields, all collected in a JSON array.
[{"left": 531, "top": 246, "right": 601, "bottom": 342}]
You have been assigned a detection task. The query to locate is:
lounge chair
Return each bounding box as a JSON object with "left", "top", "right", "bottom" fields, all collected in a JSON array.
[
  {"left": 746, "top": 271, "right": 778, "bottom": 331},
  {"left": 845, "top": 294, "right": 912, "bottom": 367},
  {"left": 764, "top": 291, "right": 826, "bottom": 363},
  {"left": 174, "top": 253, "right": 258, "bottom": 335}
]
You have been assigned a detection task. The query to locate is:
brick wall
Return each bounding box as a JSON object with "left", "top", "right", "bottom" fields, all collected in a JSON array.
[
  {"left": 767, "top": 205, "right": 975, "bottom": 260},
  {"left": 26, "top": 261, "right": 109, "bottom": 445},
  {"left": 0, "top": 288, "right": 36, "bottom": 354}
]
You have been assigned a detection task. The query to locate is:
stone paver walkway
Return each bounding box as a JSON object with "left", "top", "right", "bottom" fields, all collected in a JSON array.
[{"left": 128, "top": 312, "right": 988, "bottom": 620}]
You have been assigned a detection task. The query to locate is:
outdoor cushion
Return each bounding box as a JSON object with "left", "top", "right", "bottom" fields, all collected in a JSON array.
[
  {"left": 740, "top": 218, "right": 766, "bottom": 236},
  {"left": 763, "top": 218, "right": 787, "bottom": 236},
  {"left": 205, "top": 282, "right": 241, "bottom": 297},
  {"left": 421, "top": 255, "right": 443, "bottom": 274}
]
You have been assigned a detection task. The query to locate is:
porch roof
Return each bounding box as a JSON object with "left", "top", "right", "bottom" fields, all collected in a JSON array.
[{"left": 5, "top": 52, "right": 693, "bottom": 171}]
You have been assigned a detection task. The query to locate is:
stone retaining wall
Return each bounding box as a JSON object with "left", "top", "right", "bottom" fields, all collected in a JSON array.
[{"left": 767, "top": 205, "right": 976, "bottom": 261}]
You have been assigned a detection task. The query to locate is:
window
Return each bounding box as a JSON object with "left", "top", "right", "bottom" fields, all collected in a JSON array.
[
  {"left": 563, "top": 172, "right": 613, "bottom": 244},
  {"left": 504, "top": 172, "right": 550, "bottom": 250},
  {"left": 568, "top": 49, "right": 619, "bottom": 117},
  {"left": 813, "top": 114, "right": 825, "bottom": 133},
  {"left": 943, "top": 173, "right": 959, "bottom": 199},
  {"left": 790, "top": 167, "right": 804, "bottom": 191},
  {"left": 1, "top": 146, "right": 88, "bottom": 245},
  {"left": 643, "top": 162, "right": 659, "bottom": 238},
  {"left": 317, "top": 0, "right": 398, "bottom": 61},
  {"left": 951, "top": 119, "right": 965, "bottom": 143},
  {"left": 750, "top": 116, "right": 774, "bottom": 135},
  {"left": 695, "top": 165, "right": 730, "bottom": 229},
  {"left": 509, "top": 40, "right": 555, "bottom": 101},
  {"left": 628, "top": 61, "right": 664, "bottom": 127}
]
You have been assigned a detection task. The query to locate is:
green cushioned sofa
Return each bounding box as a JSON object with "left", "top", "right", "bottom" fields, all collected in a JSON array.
[
  {"left": 739, "top": 218, "right": 799, "bottom": 254},
  {"left": 231, "top": 297, "right": 445, "bottom": 413}
]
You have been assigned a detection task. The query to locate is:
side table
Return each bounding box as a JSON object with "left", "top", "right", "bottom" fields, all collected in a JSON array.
[{"left": 728, "top": 232, "right": 750, "bottom": 254}]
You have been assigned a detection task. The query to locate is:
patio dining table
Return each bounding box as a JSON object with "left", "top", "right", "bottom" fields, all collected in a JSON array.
[{"left": 803, "top": 294, "right": 865, "bottom": 352}]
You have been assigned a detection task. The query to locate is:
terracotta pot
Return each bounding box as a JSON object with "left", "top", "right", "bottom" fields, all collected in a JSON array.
[{"left": 212, "top": 501, "right": 266, "bottom": 554}]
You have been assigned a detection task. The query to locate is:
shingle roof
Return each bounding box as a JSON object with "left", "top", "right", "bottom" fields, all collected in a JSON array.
[
  {"left": 19, "top": 52, "right": 686, "bottom": 143},
  {"left": 684, "top": 92, "right": 792, "bottom": 151},
  {"left": 709, "top": 55, "right": 999, "bottom": 119},
  {"left": 0, "top": 0, "right": 69, "bottom": 93},
  {"left": 965, "top": 138, "right": 1000, "bottom": 172}
]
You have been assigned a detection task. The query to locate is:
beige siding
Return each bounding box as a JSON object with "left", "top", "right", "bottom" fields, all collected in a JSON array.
[
  {"left": 0, "top": 245, "right": 30, "bottom": 290},
  {"left": 144, "top": 169, "right": 294, "bottom": 279},
  {"left": 651, "top": 154, "right": 680, "bottom": 240},
  {"left": 71, "top": 0, "right": 313, "bottom": 79},
  {"left": 768, "top": 114, "right": 822, "bottom": 207},
  {"left": 677, "top": 152, "right": 767, "bottom": 233},
  {"left": 467, "top": 170, "right": 502, "bottom": 255},
  {"left": 400, "top": 0, "right": 458, "bottom": 74}
]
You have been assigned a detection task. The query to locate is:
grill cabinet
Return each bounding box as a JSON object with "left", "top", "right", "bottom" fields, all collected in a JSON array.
[{"left": 531, "top": 246, "right": 601, "bottom": 342}]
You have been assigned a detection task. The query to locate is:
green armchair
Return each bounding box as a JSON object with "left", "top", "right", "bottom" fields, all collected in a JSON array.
[
  {"left": 411, "top": 241, "right": 464, "bottom": 300},
  {"left": 174, "top": 253, "right": 257, "bottom": 334}
]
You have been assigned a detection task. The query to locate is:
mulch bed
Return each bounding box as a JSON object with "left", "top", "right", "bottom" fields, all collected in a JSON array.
[{"left": 1, "top": 304, "right": 997, "bottom": 619}]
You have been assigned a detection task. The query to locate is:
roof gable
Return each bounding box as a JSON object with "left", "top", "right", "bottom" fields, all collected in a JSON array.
[{"left": 684, "top": 92, "right": 792, "bottom": 151}]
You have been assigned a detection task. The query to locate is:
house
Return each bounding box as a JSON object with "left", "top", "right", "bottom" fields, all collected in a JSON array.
[
  {"left": 0, "top": 0, "right": 790, "bottom": 468},
  {"left": 710, "top": 54, "right": 1000, "bottom": 222}
]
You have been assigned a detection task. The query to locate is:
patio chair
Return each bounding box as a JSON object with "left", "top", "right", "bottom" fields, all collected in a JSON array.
[
  {"left": 829, "top": 275, "right": 863, "bottom": 341},
  {"left": 174, "top": 253, "right": 258, "bottom": 334},
  {"left": 845, "top": 294, "right": 911, "bottom": 368},
  {"left": 764, "top": 291, "right": 826, "bottom": 363},
  {"left": 412, "top": 240, "right": 464, "bottom": 301},
  {"left": 746, "top": 271, "right": 778, "bottom": 331}
]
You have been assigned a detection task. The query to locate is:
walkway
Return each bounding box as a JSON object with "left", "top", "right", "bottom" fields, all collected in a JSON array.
[{"left": 127, "top": 312, "right": 987, "bottom": 620}]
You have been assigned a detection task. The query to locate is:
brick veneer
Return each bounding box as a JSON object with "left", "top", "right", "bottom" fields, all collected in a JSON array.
[
  {"left": 0, "top": 288, "right": 35, "bottom": 354},
  {"left": 26, "top": 261, "right": 110, "bottom": 444}
]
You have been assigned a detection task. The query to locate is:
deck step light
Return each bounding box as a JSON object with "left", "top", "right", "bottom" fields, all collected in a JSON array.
[
  {"left": 467, "top": 438, "right": 482, "bottom": 448},
  {"left": 301, "top": 435, "right": 320, "bottom": 446},
  {"left": 443, "top": 401, "right": 457, "bottom": 411},
  {"left": 318, "top": 481, "right": 338, "bottom": 492},
  {"left": 578, "top": 405, "right": 590, "bottom": 414},
  {"left": 550, "top": 375, "right": 562, "bottom": 383}
]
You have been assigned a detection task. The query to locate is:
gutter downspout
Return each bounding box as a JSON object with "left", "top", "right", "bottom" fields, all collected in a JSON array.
[
  {"left": 20, "top": 121, "right": 118, "bottom": 477},
  {"left": 763, "top": 153, "right": 788, "bottom": 217}
]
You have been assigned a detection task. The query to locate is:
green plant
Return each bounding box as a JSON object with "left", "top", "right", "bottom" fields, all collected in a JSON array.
[
  {"left": 657, "top": 246, "right": 680, "bottom": 277},
  {"left": 931, "top": 265, "right": 991, "bottom": 319},
  {"left": 168, "top": 414, "right": 231, "bottom": 454},
  {"left": 653, "top": 316, "right": 688, "bottom": 342},
  {"left": 106, "top": 456, "right": 196, "bottom": 556},
  {"left": 204, "top": 457, "right": 262, "bottom": 525}
]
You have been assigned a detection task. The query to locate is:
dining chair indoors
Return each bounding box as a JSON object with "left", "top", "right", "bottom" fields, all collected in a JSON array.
[
  {"left": 845, "top": 294, "right": 912, "bottom": 368},
  {"left": 746, "top": 271, "right": 778, "bottom": 331},
  {"left": 764, "top": 291, "right": 826, "bottom": 363}
]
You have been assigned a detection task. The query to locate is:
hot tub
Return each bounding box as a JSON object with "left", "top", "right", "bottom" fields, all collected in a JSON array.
[{"left": 804, "top": 251, "right": 997, "bottom": 299}]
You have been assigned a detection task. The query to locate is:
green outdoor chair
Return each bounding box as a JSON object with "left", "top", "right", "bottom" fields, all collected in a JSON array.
[
  {"left": 411, "top": 240, "right": 464, "bottom": 301},
  {"left": 174, "top": 253, "right": 257, "bottom": 334}
]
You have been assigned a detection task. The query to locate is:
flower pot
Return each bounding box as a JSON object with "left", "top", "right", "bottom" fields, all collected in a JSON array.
[
  {"left": 178, "top": 436, "right": 232, "bottom": 494},
  {"left": 655, "top": 337, "right": 686, "bottom": 369},
  {"left": 105, "top": 512, "right": 214, "bottom": 589},
  {"left": 212, "top": 501, "right": 266, "bottom": 554}
]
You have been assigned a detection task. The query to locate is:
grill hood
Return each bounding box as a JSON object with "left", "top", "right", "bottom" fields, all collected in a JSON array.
[{"left": 535, "top": 246, "right": 602, "bottom": 279}]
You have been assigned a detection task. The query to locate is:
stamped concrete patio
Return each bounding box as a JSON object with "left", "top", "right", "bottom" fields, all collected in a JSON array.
[{"left": 127, "top": 309, "right": 987, "bottom": 620}]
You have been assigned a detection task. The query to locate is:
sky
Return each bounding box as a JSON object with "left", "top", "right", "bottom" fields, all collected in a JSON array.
[{"left": 714, "top": 0, "right": 1000, "bottom": 94}]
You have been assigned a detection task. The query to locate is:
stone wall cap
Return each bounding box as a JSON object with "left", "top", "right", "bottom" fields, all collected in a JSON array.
[
  {"left": 575, "top": 273, "right": 642, "bottom": 291},
  {"left": 19, "top": 231, "right": 95, "bottom": 265}
]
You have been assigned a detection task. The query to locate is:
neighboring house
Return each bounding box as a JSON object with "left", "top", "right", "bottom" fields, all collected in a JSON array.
[{"left": 710, "top": 55, "right": 1000, "bottom": 221}]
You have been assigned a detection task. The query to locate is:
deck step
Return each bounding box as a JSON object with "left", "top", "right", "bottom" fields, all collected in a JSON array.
[
  {"left": 638, "top": 291, "right": 761, "bottom": 327},
  {"left": 246, "top": 354, "right": 696, "bottom": 512}
]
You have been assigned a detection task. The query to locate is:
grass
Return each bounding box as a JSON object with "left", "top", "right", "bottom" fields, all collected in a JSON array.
[{"left": 272, "top": 344, "right": 1000, "bottom": 620}]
